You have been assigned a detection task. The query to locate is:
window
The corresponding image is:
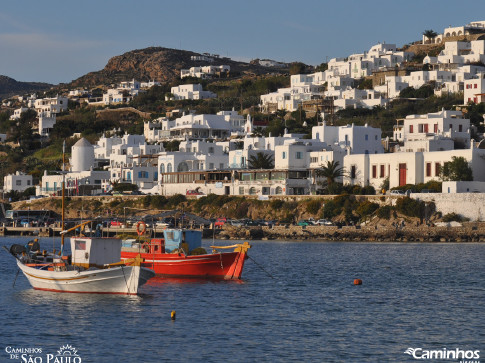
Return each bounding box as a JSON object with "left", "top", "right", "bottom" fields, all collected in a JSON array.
[
  {"left": 239, "top": 187, "right": 244, "bottom": 195},
  {"left": 435, "top": 163, "right": 441, "bottom": 176},
  {"left": 434, "top": 124, "right": 438, "bottom": 133},
  {"left": 219, "top": 163, "right": 224, "bottom": 169},
  {"left": 365, "top": 134, "right": 368, "bottom": 141},
  {"left": 295, "top": 152, "right": 302, "bottom": 159},
  {"left": 167, "top": 163, "right": 172, "bottom": 173},
  {"left": 209, "top": 163, "right": 214, "bottom": 169},
  {"left": 375, "top": 135, "right": 378, "bottom": 140},
  {"left": 16, "top": 180, "right": 22, "bottom": 186},
  {"left": 459, "top": 124, "right": 463, "bottom": 132},
  {"left": 474, "top": 84, "right": 478, "bottom": 89},
  {"left": 350, "top": 165, "right": 356, "bottom": 179},
  {"left": 372, "top": 165, "right": 377, "bottom": 178},
  {"left": 282, "top": 151, "right": 287, "bottom": 159},
  {"left": 160, "top": 164, "right": 165, "bottom": 173},
  {"left": 426, "top": 162, "right": 431, "bottom": 177},
  {"left": 409, "top": 125, "right": 413, "bottom": 133},
  {"left": 424, "top": 124, "right": 429, "bottom": 133},
  {"left": 380, "top": 165, "right": 385, "bottom": 178},
  {"left": 27, "top": 180, "right": 31, "bottom": 185}
]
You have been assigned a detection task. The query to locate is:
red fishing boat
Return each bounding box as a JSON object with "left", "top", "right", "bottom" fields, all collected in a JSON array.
[{"left": 120, "top": 228, "right": 251, "bottom": 279}]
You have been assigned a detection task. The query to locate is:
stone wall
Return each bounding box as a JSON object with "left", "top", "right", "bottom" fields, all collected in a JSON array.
[
  {"left": 410, "top": 193, "right": 485, "bottom": 221},
  {"left": 218, "top": 223, "right": 485, "bottom": 242}
]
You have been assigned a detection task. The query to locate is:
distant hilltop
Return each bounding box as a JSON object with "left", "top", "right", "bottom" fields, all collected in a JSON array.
[
  {"left": 70, "top": 46, "right": 288, "bottom": 87},
  {"left": 0, "top": 75, "right": 52, "bottom": 99}
]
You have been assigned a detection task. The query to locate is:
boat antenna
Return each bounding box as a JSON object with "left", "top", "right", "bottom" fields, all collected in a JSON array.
[{"left": 60, "top": 140, "right": 66, "bottom": 256}]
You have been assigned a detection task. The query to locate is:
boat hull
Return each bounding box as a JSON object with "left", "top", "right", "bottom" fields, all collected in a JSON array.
[
  {"left": 120, "top": 251, "right": 248, "bottom": 279},
  {"left": 17, "top": 260, "right": 155, "bottom": 295}
]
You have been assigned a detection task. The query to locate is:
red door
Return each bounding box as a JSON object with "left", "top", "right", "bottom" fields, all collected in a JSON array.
[{"left": 399, "top": 163, "right": 406, "bottom": 186}]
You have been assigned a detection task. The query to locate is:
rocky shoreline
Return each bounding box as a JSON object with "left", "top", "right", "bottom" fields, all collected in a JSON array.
[{"left": 214, "top": 223, "right": 485, "bottom": 242}]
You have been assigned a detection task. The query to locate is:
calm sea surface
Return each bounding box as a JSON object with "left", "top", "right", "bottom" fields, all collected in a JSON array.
[{"left": 0, "top": 237, "right": 484, "bottom": 363}]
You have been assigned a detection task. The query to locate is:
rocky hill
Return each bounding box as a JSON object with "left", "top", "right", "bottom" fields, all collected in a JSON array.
[
  {"left": 0, "top": 75, "right": 52, "bottom": 99},
  {"left": 71, "top": 47, "right": 287, "bottom": 88}
]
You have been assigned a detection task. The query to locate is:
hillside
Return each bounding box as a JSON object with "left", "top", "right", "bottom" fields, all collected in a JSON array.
[
  {"left": 0, "top": 75, "right": 52, "bottom": 99},
  {"left": 70, "top": 47, "right": 287, "bottom": 87}
]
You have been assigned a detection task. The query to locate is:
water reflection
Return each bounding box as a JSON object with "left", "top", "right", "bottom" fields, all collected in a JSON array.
[{"left": 146, "top": 276, "right": 246, "bottom": 286}]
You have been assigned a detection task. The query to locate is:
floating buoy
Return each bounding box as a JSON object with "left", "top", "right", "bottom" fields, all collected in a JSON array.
[
  {"left": 171, "top": 310, "right": 176, "bottom": 320},
  {"left": 354, "top": 279, "right": 362, "bottom": 285}
]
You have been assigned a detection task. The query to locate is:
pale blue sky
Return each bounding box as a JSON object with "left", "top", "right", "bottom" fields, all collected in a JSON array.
[{"left": 1, "top": 0, "right": 485, "bottom": 84}]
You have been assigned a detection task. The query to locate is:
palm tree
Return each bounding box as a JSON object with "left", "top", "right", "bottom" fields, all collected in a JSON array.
[
  {"left": 315, "top": 160, "right": 344, "bottom": 185},
  {"left": 423, "top": 29, "right": 438, "bottom": 39},
  {"left": 248, "top": 152, "right": 274, "bottom": 169}
]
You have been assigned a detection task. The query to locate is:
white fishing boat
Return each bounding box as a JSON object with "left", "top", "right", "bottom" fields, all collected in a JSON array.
[
  {"left": 5, "top": 140, "right": 155, "bottom": 295},
  {"left": 10, "top": 236, "right": 155, "bottom": 295}
]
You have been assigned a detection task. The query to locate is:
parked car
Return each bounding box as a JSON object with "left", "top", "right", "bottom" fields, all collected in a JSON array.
[
  {"left": 315, "top": 219, "right": 333, "bottom": 226},
  {"left": 186, "top": 190, "right": 203, "bottom": 195},
  {"left": 214, "top": 218, "right": 227, "bottom": 227},
  {"left": 390, "top": 189, "right": 405, "bottom": 195},
  {"left": 297, "top": 220, "right": 313, "bottom": 226},
  {"left": 110, "top": 220, "right": 123, "bottom": 227}
]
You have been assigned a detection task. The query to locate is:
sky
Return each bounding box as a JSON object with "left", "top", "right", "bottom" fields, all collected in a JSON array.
[{"left": 2, "top": 0, "right": 485, "bottom": 84}]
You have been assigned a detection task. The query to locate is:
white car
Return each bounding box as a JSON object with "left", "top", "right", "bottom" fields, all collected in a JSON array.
[
  {"left": 390, "top": 190, "right": 405, "bottom": 195},
  {"left": 316, "top": 219, "right": 333, "bottom": 226}
]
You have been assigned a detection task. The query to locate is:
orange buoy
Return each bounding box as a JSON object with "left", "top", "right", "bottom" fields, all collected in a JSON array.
[
  {"left": 354, "top": 279, "right": 362, "bottom": 285},
  {"left": 171, "top": 310, "right": 176, "bottom": 320}
]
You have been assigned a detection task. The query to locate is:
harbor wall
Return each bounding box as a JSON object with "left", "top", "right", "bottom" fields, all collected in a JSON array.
[{"left": 410, "top": 193, "right": 485, "bottom": 221}]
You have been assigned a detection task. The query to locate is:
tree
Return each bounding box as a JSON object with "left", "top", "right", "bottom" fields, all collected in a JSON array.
[
  {"left": 248, "top": 152, "right": 274, "bottom": 169},
  {"left": 315, "top": 160, "right": 345, "bottom": 185},
  {"left": 440, "top": 156, "right": 473, "bottom": 181},
  {"left": 423, "top": 29, "right": 438, "bottom": 39},
  {"left": 289, "top": 62, "right": 307, "bottom": 75}
]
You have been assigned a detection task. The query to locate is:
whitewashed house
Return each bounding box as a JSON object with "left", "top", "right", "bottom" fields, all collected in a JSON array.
[
  {"left": 168, "top": 84, "right": 216, "bottom": 100},
  {"left": 3, "top": 172, "right": 33, "bottom": 193},
  {"left": 312, "top": 122, "right": 384, "bottom": 155},
  {"left": 393, "top": 110, "right": 471, "bottom": 149}
]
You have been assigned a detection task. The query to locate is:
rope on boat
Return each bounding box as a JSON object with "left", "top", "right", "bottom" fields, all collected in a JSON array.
[
  {"left": 13, "top": 268, "right": 20, "bottom": 288},
  {"left": 247, "top": 255, "right": 276, "bottom": 280}
]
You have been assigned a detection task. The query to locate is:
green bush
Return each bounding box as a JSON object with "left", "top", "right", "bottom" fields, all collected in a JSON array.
[
  {"left": 377, "top": 205, "right": 392, "bottom": 219},
  {"left": 167, "top": 194, "right": 186, "bottom": 208},
  {"left": 270, "top": 199, "right": 284, "bottom": 210},
  {"left": 306, "top": 199, "right": 322, "bottom": 215},
  {"left": 355, "top": 201, "right": 379, "bottom": 219},
  {"left": 234, "top": 202, "right": 249, "bottom": 219},
  {"left": 442, "top": 212, "right": 464, "bottom": 222},
  {"left": 395, "top": 197, "right": 425, "bottom": 218},
  {"left": 150, "top": 195, "right": 168, "bottom": 209}
]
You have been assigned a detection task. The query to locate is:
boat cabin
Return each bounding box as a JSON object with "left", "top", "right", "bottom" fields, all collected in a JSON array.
[
  {"left": 164, "top": 229, "right": 202, "bottom": 253},
  {"left": 71, "top": 237, "right": 123, "bottom": 268}
]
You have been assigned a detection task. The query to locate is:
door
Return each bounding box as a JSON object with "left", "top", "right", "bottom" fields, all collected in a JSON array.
[
  {"left": 399, "top": 163, "right": 406, "bottom": 186},
  {"left": 224, "top": 186, "right": 230, "bottom": 195}
]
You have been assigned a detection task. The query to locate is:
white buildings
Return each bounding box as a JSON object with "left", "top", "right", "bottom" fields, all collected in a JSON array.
[
  {"left": 162, "top": 112, "right": 244, "bottom": 140},
  {"left": 38, "top": 138, "right": 110, "bottom": 196},
  {"left": 34, "top": 96, "right": 68, "bottom": 114},
  {"left": 180, "top": 65, "right": 230, "bottom": 79},
  {"left": 9, "top": 107, "right": 29, "bottom": 120},
  {"left": 343, "top": 145, "right": 485, "bottom": 191},
  {"left": 312, "top": 122, "right": 384, "bottom": 154},
  {"left": 102, "top": 79, "right": 142, "bottom": 105},
  {"left": 168, "top": 84, "right": 216, "bottom": 100},
  {"left": 464, "top": 72, "right": 485, "bottom": 104},
  {"left": 393, "top": 110, "right": 471, "bottom": 149},
  {"left": 3, "top": 172, "right": 33, "bottom": 193}
]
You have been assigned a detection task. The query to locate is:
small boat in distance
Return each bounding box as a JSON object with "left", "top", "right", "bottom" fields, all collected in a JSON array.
[{"left": 120, "top": 228, "right": 251, "bottom": 279}]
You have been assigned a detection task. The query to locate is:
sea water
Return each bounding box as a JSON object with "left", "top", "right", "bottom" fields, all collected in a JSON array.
[{"left": 0, "top": 237, "right": 483, "bottom": 362}]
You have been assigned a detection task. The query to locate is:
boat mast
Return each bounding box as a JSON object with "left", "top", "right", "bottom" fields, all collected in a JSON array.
[{"left": 60, "top": 140, "right": 66, "bottom": 256}]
